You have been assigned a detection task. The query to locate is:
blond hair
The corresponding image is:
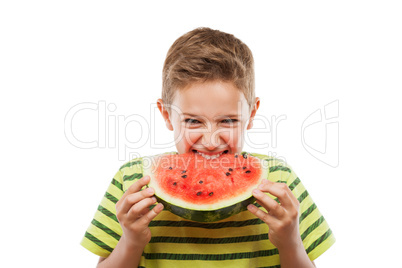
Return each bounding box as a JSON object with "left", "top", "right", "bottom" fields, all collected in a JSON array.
[{"left": 162, "top": 27, "right": 255, "bottom": 113}]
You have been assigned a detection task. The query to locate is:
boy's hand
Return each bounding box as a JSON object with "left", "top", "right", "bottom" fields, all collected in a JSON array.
[
  {"left": 247, "top": 179, "right": 302, "bottom": 251},
  {"left": 115, "top": 176, "right": 163, "bottom": 250}
]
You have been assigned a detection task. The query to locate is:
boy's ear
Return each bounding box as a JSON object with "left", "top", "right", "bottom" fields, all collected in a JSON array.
[
  {"left": 157, "top": 99, "right": 174, "bottom": 131},
  {"left": 246, "top": 97, "right": 260, "bottom": 130}
]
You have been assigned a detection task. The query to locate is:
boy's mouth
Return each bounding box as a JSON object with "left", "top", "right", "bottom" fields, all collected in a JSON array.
[{"left": 192, "top": 149, "right": 229, "bottom": 160}]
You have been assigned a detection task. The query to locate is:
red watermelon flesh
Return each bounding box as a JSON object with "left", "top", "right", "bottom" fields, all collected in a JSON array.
[{"left": 144, "top": 152, "right": 268, "bottom": 222}]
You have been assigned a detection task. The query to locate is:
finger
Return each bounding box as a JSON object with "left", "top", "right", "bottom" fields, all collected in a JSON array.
[
  {"left": 138, "top": 203, "right": 164, "bottom": 226},
  {"left": 247, "top": 203, "right": 278, "bottom": 226},
  {"left": 120, "top": 175, "right": 151, "bottom": 201},
  {"left": 119, "top": 187, "right": 155, "bottom": 215},
  {"left": 252, "top": 189, "right": 285, "bottom": 218},
  {"left": 127, "top": 196, "right": 158, "bottom": 222},
  {"left": 258, "top": 180, "right": 294, "bottom": 210}
]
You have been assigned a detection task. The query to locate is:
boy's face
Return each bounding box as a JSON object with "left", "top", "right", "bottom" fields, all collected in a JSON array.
[{"left": 157, "top": 81, "right": 260, "bottom": 157}]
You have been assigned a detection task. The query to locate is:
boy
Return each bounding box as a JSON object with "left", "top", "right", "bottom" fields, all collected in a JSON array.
[{"left": 81, "top": 27, "right": 335, "bottom": 267}]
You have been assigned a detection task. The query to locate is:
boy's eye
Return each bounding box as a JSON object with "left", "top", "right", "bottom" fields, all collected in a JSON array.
[
  {"left": 185, "top": 118, "right": 201, "bottom": 124},
  {"left": 221, "top": 119, "right": 238, "bottom": 124}
]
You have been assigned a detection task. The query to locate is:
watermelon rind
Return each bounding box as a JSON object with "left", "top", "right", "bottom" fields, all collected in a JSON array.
[
  {"left": 154, "top": 195, "right": 257, "bottom": 222},
  {"left": 143, "top": 153, "right": 268, "bottom": 222}
]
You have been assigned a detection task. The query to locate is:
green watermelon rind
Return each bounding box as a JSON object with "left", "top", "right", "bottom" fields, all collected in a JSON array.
[
  {"left": 155, "top": 195, "right": 257, "bottom": 223},
  {"left": 143, "top": 153, "right": 268, "bottom": 222}
]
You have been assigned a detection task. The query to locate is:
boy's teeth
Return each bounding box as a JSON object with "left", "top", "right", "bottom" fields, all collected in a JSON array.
[{"left": 197, "top": 151, "right": 224, "bottom": 159}]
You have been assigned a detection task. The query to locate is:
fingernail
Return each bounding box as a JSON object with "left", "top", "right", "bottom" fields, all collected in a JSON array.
[
  {"left": 253, "top": 189, "right": 261, "bottom": 196},
  {"left": 151, "top": 197, "right": 157, "bottom": 202},
  {"left": 247, "top": 204, "right": 256, "bottom": 211},
  {"left": 147, "top": 188, "right": 154, "bottom": 194}
]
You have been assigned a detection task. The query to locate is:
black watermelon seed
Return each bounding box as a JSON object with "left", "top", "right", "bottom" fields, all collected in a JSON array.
[
  {"left": 245, "top": 170, "right": 251, "bottom": 174},
  {"left": 182, "top": 175, "right": 187, "bottom": 178},
  {"left": 197, "top": 191, "right": 202, "bottom": 196},
  {"left": 228, "top": 168, "right": 233, "bottom": 172},
  {"left": 173, "top": 182, "right": 177, "bottom": 186},
  {"left": 181, "top": 170, "right": 186, "bottom": 174},
  {"left": 235, "top": 154, "right": 238, "bottom": 158},
  {"left": 243, "top": 166, "right": 247, "bottom": 170},
  {"left": 209, "top": 192, "right": 214, "bottom": 196},
  {"left": 199, "top": 180, "right": 203, "bottom": 184},
  {"left": 169, "top": 167, "right": 172, "bottom": 170},
  {"left": 226, "top": 172, "right": 231, "bottom": 176},
  {"left": 242, "top": 153, "right": 248, "bottom": 159}
]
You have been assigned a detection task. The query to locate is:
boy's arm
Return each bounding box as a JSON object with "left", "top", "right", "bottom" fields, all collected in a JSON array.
[
  {"left": 277, "top": 242, "right": 316, "bottom": 267},
  {"left": 96, "top": 236, "right": 144, "bottom": 268},
  {"left": 96, "top": 176, "right": 164, "bottom": 268},
  {"left": 247, "top": 180, "right": 315, "bottom": 268}
]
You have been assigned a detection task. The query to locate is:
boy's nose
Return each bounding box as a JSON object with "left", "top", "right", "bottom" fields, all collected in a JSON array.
[{"left": 202, "top": 132, "right": 221, "bottom": 150}]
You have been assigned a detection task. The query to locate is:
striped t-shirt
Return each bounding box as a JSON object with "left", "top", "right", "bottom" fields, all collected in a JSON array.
[{"left": 81, "top": 152, "right": 335, "bottom": 267}]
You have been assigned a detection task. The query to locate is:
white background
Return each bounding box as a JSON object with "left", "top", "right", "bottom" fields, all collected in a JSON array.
[{"left": 1, "top": 1, "right": 401, "bottom": 267}]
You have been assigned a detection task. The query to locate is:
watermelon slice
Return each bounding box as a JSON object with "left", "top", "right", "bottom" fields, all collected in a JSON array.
[{"left": 143, "top": 152, "right": 268, "bottom": 222}]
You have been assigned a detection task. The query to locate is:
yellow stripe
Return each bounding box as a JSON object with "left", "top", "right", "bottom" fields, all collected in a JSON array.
[
  {"left": 307, "top": 232, "right": 336, "bottom": 260},
  {"left": 140, "top": 257, "right": 280, "bottom": 268},
  {"left": 299, "top": 206, "right": 322, "bottom": 234},
  {"left": 80, "top": 236, "right": 111, "bottom": 258},
  {"left": 302, "top": 218, "right": 332, "bottom": 250},
  {"left": 107, "top": 183, "right": 123, "bottom": 200},
  {"left": 93, "top": 208, "right": 121, "bottom": 233},
  {"left": 88, "top": 223, "right": 120, "bottom": 249},
  {"left": 100, "top": 193, "right": 119, "bottom": 213},
  {"left": 146, "top": 240, "right": 276, "bottom": 254}
]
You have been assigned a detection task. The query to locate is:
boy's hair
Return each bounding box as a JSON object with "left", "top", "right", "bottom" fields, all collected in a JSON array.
[{"left": 162, "top": 27, "right": 255, "bottom": 114}]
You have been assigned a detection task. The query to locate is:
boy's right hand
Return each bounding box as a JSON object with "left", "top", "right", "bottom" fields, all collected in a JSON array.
[{"left": 115, "top": 175, "right": 164, "bottom": 250}]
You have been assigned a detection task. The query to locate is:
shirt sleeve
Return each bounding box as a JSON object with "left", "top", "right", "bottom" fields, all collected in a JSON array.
[
  {"left": 287, "top": 167, "right": 336, "bottom": 261},
  {"left": 80, "top": 168, "right": 125, "bottom": 258},
  {"left": 259, "top": 154, "right": 336, "bottom": 261}
]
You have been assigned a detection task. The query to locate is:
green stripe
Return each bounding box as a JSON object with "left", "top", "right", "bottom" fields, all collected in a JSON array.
[
  {"left": 142, "top": 248, "right": 279, "bottom": 260},
  {"left": 288, "top": 177, "right": 301, "bottom": 191},
  {"left": 120, "top": 160, "right": 142, "bottom": 170},
  {"left": 299, "top": 203, "right": 317, "bottom": 223},
  {"left": 98, "top": 205, "right": 119, "bottom": 223},
  {"left": 149, "top": 218, "right": 264, "bottom": 229},
  {"left": 123, "top": 173, "right": 143, "bottom": 182},
  {"left": 269, "top": 166, "right": 291, "bottom": 173},
  {"left": 305, "top": 228, "right": 333, "bottom": 254},
  {"left": 111, "top": 178, "right": 123, "bottom": 191},
  {"left": 91, "top": 219, "right": 121, "bottom": 241},
  {"left": 150, "top": 233, "right": 268, "bottom": 244},
  {"left": 301, "top": 216, "right": 325, "bottom": 241},
  {"left": 104, "top": 192, "right": 119, "bottom": 204},
  {"left": 298, "top": 190, "right": 309, "bottom": 203},
  {"left": 84, "top": 232, "right": 114, "bottom": 253},
  {"left": 276, "top": 180, "right": 287, "bottom": 184}
]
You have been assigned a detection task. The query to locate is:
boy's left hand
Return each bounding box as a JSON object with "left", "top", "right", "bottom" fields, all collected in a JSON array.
[{"left": 247, "top": 179, "right": 302, "bottom": 251}]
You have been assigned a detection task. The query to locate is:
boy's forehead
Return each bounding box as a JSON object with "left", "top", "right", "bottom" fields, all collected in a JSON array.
[{"left": 172, "top": 81, "right": 249, "bottom": 118}]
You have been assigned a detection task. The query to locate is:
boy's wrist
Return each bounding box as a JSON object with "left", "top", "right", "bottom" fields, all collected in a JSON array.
[
  {"left": 278, "top": 238, "right": 314, "bottom": 268},
  {"left": 119, "top": 234, "right": 146, "bottom": 253}
]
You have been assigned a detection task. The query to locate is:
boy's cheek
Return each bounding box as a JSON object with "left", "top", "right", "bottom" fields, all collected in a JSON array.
[{"left": 173, "top": 130, "right": 202, "bottom": 150}]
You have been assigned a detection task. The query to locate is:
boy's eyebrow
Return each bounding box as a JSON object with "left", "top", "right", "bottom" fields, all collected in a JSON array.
[{"left": 182, "top": 113, "right": 240, "bottom": 117}]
